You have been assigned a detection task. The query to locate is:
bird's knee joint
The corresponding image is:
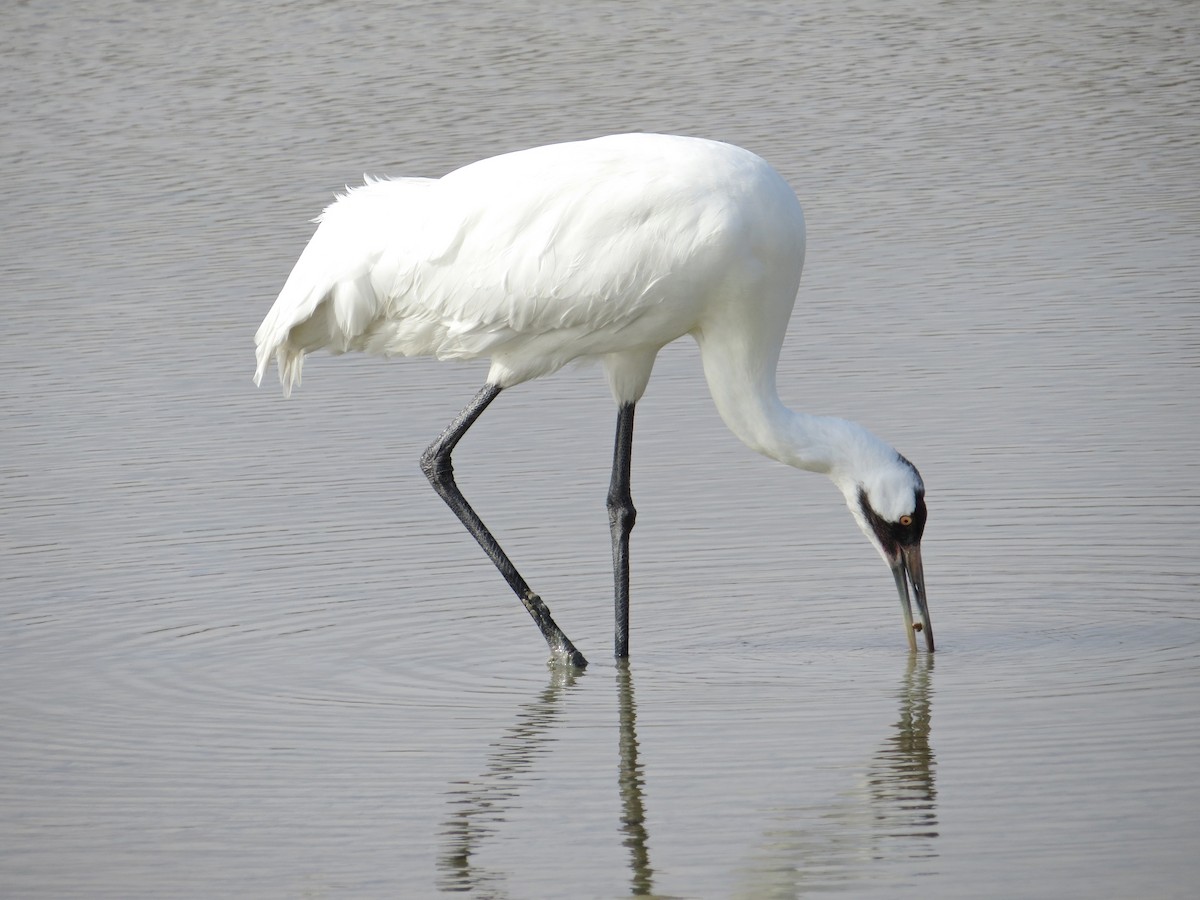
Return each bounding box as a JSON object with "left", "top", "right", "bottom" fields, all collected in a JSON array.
[
  {"left": 420, "top": 445, "right": 453, "bottom": 486},
  {"left": 607, "top": 495, "right": 636, "bottom": 531}
]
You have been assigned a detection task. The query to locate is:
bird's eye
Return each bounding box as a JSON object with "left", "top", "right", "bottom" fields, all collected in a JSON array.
[{"left": 899, "top": 515, "right": 913, "bottom": 526}]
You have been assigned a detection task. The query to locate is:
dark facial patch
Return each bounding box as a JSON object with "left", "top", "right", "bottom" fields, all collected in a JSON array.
[{"left": 858, "top": 486, "right": 927, "bottom": 562}]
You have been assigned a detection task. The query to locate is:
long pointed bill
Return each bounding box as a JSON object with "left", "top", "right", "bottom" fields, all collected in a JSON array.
[{"left": 891, "top": 544, "right": 934, "bottom": 652}]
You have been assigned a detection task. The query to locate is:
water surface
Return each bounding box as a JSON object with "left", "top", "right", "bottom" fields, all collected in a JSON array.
[{"left": 2, "top": 1, "right": 1198, "bottom": 897}]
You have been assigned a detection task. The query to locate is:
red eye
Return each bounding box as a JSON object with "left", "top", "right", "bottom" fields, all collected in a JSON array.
[{"left": 899, "top": 515, "right": 913, "bottom": 526}]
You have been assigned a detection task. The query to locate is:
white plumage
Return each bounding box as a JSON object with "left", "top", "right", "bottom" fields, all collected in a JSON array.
[
  {"left": 256, "top": 134, "right": 799, "bottom": 396},
  {"left": 255, "top": 133, "right": 933, "bottom": 665}
]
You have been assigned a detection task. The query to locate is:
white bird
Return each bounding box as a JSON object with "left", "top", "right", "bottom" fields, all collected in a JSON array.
[{"left": 255, "top": 133, "right": 933, "bottom": 668}]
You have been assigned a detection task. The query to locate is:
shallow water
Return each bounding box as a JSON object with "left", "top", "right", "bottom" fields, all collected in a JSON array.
[{"left": 2, "top": 0, "right": 1199, "bottom": 897}]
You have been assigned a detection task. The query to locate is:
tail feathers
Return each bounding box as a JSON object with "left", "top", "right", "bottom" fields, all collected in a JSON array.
[
  {"left": 253, "top": 275, "right": 378, "bottom": 397},
  {"left": 252, "top": 336, "right": 305, "bottom": 398},
  {"left": 254, "top": 285, "right": 361, "bottom": 397},
  {"left": 273, "top": 344, "right": 305, "bottom": 398},
  {"left": 254, "top": 175, "right": 438, "bottom": 395},
  {"left": 253, "top": 287, "right": 318, "bottom": 397}
]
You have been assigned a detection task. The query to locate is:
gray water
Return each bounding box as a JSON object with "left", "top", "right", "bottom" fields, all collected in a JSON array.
[{"left": 2, "top": 1, "right": 1198, "bottom": 897}]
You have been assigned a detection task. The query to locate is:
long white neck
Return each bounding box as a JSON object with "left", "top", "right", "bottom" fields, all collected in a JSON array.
[{"left": 694, "top": 324, "right": 900, "bottom": 491}]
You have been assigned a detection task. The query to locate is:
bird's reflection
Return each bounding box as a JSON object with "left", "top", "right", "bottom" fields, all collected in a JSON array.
[
  {"left": 617, "top": 661, "right": 654, "bottom": 895},
  {"left": 436, "top": 665, "right": 658, "bottom": 896},
  {"left": 436, "top": 668, "right": 581, "bottom": 896},
  {"left": 438, "top": 658, "right": 934, "bottom": 896},
  {"left": 868, "top": 653, "right": 937, "bottom": 848},
  {"left": 739, "top": 654, "right": 938, "bottom": 896}
]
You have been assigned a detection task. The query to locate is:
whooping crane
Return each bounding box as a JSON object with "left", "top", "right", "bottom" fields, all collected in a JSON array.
[{"left": 254, "top": 133, "right": 933, "bottom": 668}]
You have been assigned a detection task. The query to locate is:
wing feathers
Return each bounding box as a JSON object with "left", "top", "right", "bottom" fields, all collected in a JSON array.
[{"left": 255, "top": 134, "right": 751, "bottom": 394}]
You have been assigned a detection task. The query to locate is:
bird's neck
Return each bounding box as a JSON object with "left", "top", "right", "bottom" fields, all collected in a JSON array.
[{"left": 697, "top": 328, "right": 891, "bottom": 486}]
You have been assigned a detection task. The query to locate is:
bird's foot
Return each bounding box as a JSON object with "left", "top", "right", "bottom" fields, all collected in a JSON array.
[
  {"left": 521, "top": 589, "right": 588, "bottom": 670},
  {"left": 547, "top": 642, "right": 589, "bottom": 671}
]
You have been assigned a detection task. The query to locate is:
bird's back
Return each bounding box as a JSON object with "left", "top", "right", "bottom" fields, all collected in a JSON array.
[{"left": 255, "top": 134, "right": 805, "bottom": 394}]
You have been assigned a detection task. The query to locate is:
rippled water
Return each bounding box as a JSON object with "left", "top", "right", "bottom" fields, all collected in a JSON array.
[{"left": 3, "top": 1, "right": 1198, "bottom": 897}]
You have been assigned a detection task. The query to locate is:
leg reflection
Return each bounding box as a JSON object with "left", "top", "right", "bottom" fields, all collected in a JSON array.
[
  {"left": 617, "top": 660, "right": 654, "bottom": 895},
  {"left": 437, "top": 669, "right": 580, "bottom": 894},
  {"left": 436, "top": 665, "right": 661, "bottom": 897}
]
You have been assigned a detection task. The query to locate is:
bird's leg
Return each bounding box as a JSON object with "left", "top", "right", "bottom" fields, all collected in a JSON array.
[
  {"left": 420, "top": 383, "right": 588, "bottom": 669},
  {"left": 608, "top": 403, "right": 637, "bottom": 659}
]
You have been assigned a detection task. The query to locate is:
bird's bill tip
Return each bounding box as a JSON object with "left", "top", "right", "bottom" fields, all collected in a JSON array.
[{"left": 892, "top": 544, "right": 934, "bottom": 653}]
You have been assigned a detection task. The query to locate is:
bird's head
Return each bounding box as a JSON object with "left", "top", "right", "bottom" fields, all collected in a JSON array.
[{"left": 835, "top": 451, "right": 934, "bottom": 652}]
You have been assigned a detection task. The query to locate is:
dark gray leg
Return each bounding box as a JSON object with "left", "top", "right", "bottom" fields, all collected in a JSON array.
[
  {"left": 608, "top": 403, "right": 637, "bottom": 659},
  {"left": 420, "top": 383, "right": 587, "bottom": 668}
]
